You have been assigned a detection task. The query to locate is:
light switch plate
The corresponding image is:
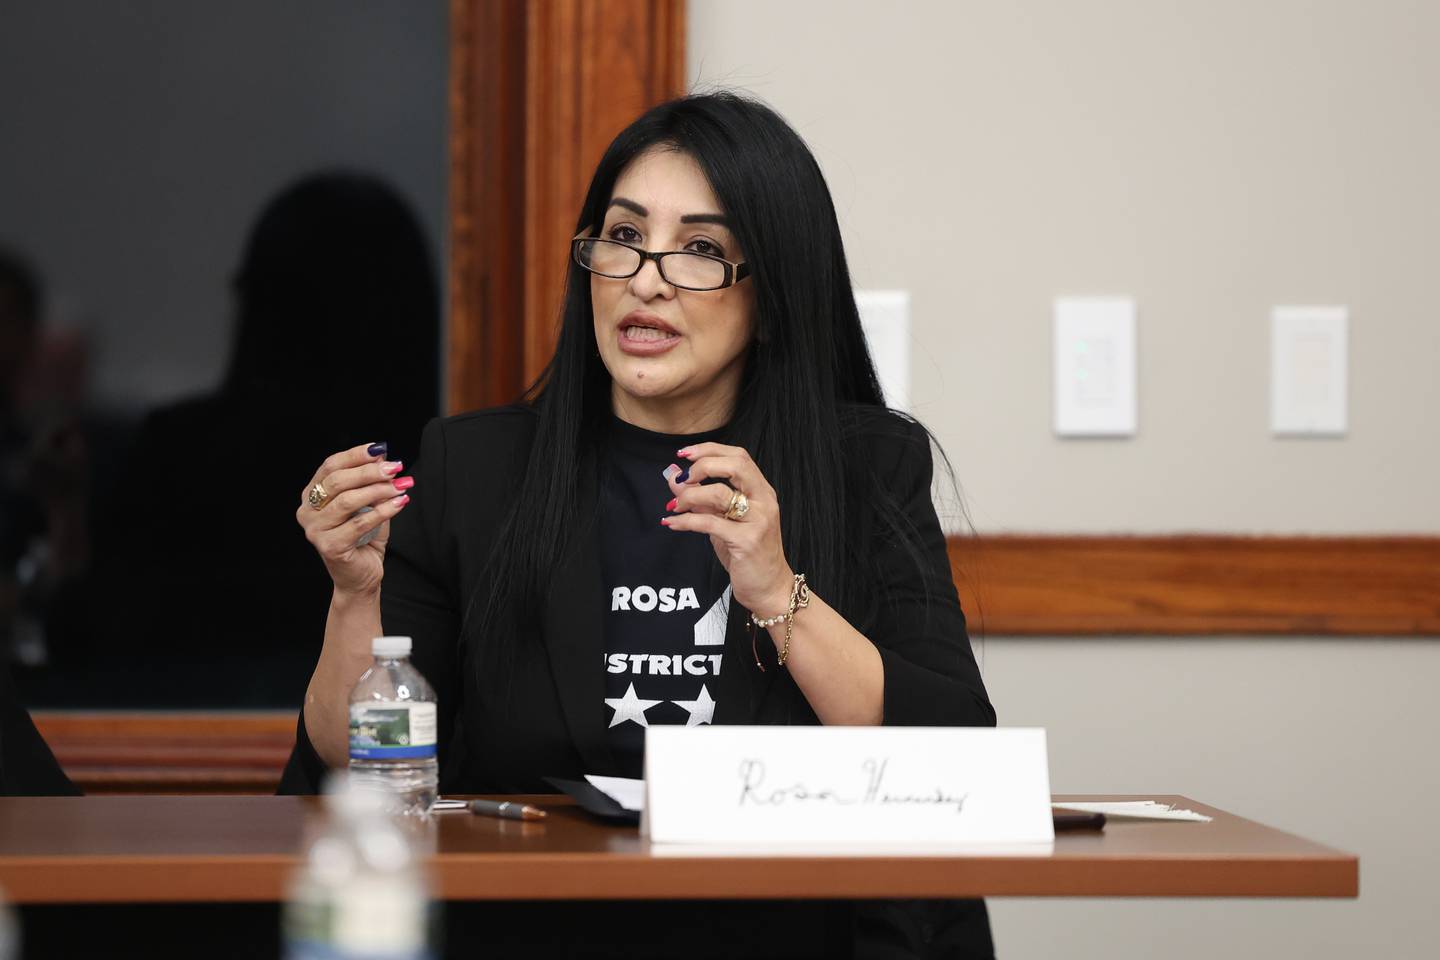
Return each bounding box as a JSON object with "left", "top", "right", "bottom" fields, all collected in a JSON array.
[
  {"left": 1053, "top": 297, "right": 1137, "bottom": 436},
  {"left": 855, "top": 289, "right": 911, "bottom": 412},
  {"left": 1271, "top": 305, "right": 1347, "bottom": 436}
]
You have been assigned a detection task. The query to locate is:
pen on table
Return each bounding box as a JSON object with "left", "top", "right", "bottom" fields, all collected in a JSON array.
[{"left": 434, "top": 798, "right": 547, "bottom": 821}]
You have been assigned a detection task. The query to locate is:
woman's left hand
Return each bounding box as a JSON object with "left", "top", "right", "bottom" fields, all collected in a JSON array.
[{"left": 662, "top": 442, "right": 795, "bottom": 619}]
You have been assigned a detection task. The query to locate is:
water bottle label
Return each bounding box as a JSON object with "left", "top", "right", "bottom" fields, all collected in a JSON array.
[
  {"left": 285, "top": 883, "right": 433, "bottom": 959},
  {"left": 287, "top": 948, "right": 431, "bottom": 960},
  {"left": 349, "top": 702, "right": 438, "bottom": 760}
]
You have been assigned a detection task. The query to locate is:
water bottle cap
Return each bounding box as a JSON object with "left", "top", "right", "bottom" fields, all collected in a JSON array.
[{"left": 372, "top": 635, "right": 412, "bottom": 658}]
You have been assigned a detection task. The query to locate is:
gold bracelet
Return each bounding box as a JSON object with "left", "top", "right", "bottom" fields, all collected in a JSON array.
[{"left": 749, "top": 574, "right": 810, "bottom": 670}]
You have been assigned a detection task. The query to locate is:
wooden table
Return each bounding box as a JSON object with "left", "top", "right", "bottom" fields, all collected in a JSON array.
[{"left": 0, "top": 794, "right": 1356, "bottom": 904}]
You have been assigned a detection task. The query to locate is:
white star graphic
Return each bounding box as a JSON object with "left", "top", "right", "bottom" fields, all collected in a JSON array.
[
  {"left": 605, "top": 682, "right": 662, "bottom": 729},
  {"left": 672, "top": 683, "right": 716, "bottom": 727}
]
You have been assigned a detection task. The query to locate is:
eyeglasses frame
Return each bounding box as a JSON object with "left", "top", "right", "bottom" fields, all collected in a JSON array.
[{"left": 571, "top": 235, "right": 751, "bottom": 292}]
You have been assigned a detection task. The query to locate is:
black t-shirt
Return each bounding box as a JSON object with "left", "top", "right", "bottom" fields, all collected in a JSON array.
[{"left": 599, "top": 416, "right": 732, "bottom": 777}]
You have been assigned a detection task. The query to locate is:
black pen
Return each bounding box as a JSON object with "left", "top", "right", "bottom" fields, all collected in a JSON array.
[
  {"left": 433, "top": 798, "right": 547, "bottom": 820},
  {"left": 434, "top": 798, "right": 547, "bottom": 821}
]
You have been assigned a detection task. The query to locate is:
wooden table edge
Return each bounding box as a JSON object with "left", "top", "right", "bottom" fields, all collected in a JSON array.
[
  {"left": 0, "top": 794, "right": 1359, "bottom": 902},
  {"left": 0, "top": 852, "right": 1359, "bottom": 903}
]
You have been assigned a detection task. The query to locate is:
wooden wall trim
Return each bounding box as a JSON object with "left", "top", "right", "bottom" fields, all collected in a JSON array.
[
  {"left": 33, "top": 712, "right": 295, "bottom": 795},
  {"left": 449, "top": 0, "right": 687, "bottom": 413},
  {"left": 952, "top": 535, "right": 1440, "bottom": 636},
  {"left": 29, "top": 538, "right": 1434, "bottom": 793}
]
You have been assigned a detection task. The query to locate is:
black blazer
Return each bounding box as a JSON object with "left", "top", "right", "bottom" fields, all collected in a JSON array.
[{"left": 281, "top": 404, "right": 995, "bottom": 793}]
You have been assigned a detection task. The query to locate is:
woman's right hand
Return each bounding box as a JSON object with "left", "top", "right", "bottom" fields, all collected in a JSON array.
[{"left": 296, "top": 442, "right": 414, "bottom": 598}]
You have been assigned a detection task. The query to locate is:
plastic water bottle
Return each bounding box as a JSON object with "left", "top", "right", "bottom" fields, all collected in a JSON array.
[
  {"left": 348, "top": 636, "right": 439, "bottom": 818},
  {"left": 284, "top": 774, "right": 436, "bottom": 959},
  {"left": 0, "top": 889, "right": 15, "bottom": 960}
]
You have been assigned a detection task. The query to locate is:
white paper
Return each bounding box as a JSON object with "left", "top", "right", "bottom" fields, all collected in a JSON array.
[
  {"left": 585, "top": 774, "right": 646, "bottom": 812},
  {"left": 644, "top": 726, "right": 1053, "bottom": 846},
  {"left": 1052, "top": 801, "right": 1212, "bottom": 822}
]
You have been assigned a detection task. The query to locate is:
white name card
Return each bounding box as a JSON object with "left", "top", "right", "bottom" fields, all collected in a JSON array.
[{"left": 642, "top": 726, "right": 1053, "bottom": 846}]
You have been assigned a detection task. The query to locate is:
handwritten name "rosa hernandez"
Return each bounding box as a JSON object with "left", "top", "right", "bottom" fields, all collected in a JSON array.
[{"left": 736, "top": 758, "right": 968, "bottom": 813}]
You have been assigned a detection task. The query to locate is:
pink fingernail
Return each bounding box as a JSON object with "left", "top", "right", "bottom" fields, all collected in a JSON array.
[
  {"left": 665, "top": 497, "right": 677, "bottom": 512},
  {"left": 660, "top": 517, "right": 671, "bottom": 526},
  {"left": 382, "top": 460, "right": 403, "bottom": 476},
  {"left": 677, "top": 448, "right": 691, "bottom": 458},
  {"left": 393, "top": 494, "right": 410, "bottom": 507},
  {"left": 393, "top": 476, "right": 415, "bottom": 492}
]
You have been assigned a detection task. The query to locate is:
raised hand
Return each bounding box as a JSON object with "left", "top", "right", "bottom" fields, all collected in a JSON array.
[{"left": 295, "top": 441, "right": 414, "bottom": 598}]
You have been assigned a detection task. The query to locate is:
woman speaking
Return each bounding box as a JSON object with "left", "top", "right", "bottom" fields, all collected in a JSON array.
[{"left": 284, "top": 92, "right": 996, "bottom": 959}]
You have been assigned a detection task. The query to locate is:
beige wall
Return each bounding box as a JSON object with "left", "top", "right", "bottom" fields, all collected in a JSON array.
[
  {"left": 977, "top": 637, "right": 1438, "bottom": 959},
  {"left": 688, "top": 3, "right": 1439, "bottom": 957},
  {"left": 688, "top": 0, "right": 1439, "bottom": 534}
]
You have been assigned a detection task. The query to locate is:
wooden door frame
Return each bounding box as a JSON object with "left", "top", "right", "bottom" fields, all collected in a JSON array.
[{"left": 448, "top": 0, "right": 685, "bottom": 413}]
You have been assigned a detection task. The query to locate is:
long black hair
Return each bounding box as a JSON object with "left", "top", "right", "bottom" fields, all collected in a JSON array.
[{"left": 472, "top": 92, "right": 944, "bottom": 663}]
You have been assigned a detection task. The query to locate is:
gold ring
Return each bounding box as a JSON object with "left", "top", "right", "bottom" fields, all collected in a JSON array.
[
  {"left": 308, "top": 482, "right": 329, "bottom": 510},
  {"left": 723, "top": 489, "right": 750, "bottom": 521}
]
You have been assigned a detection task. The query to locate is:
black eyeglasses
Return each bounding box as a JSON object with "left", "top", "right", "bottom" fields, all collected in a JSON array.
[{"left": 572, "top": 237, "right": 750, "bottom": 292}]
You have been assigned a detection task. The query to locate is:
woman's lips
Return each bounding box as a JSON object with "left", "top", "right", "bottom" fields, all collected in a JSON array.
[{"left": 617, "top": 324, "right": 681, "bottom": 356}]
